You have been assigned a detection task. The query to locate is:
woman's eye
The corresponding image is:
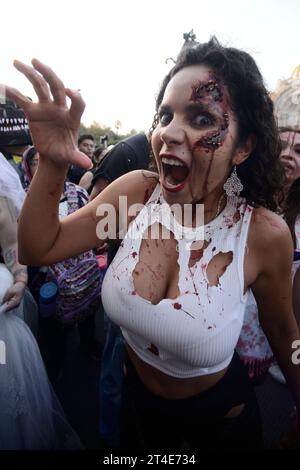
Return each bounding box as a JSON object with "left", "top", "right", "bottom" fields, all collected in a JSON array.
[
  {"left": 193, "top": 114, "right": 213, "bottom": 127},
  {"left": 159, "top": 112, "right": 172, "bottom": 125}
]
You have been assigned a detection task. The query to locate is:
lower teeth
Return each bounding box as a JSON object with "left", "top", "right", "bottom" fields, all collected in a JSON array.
[{"left": 165, "top": 175, "right": 181, "bottom": 186}]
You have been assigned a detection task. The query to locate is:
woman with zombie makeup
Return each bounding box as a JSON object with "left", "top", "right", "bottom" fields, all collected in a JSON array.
[
  {"left": 267, "top": 128, "right": 300, "bottom": 385},
  {"left": 5, "top": 37, "right": 300, "bottom": 450},
  {"left": 267, "top": 82, "right": 300, "bottom": 385},
  {"left": 236, "top": 135, "right": 300, "bottom": 388},
  {"left": 281, "top": 131, "right": 300, "bottom": 329},
  {"left": 275, "top": 80, "right": 300, "bottom": 306}
]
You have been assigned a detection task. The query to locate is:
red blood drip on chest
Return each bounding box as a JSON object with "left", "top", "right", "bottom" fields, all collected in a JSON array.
[{"left": 173, "top": 302, "right": 182, "bottom": 310}]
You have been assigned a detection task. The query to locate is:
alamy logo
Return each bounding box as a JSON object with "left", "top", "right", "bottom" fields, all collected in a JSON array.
[
  {"left": 95, "top": 197, "right": 205, "bottom": 249},
  {"left": 292, "top": 340, "right": 300, "bottom": 365},
  {"left": 0, "top": 340, "right": 6, "bottom": 365}
]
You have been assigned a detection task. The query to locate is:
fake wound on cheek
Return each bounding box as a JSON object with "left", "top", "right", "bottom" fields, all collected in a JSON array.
[
  {"left": 191, "top": 111, "right": 229, "bottom": 154},
  {"left": 193, "top": 123, "right": 228, "bottom": 152}
]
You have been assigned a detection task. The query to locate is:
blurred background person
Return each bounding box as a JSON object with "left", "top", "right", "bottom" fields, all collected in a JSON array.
[
  {"left": 268, "top": 66, "right": 300, "bottom": 383},
  {"left": 89, "top": 132, "right": 150, "bottom": 449},
  {"left": 79, "top": 144, "right": 113, "bottom": 193},
  {"left": 22, "top": 146, "right": 104, "bottom": 381},
  {"left": 0, "top": 99, "right": 32, "bottom": 182},
  {"left": 67, "top": 134, "right": 95, "bottom": 184}
]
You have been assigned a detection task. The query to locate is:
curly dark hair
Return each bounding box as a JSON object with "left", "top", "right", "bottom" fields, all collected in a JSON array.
[{"left": 149, "top": 36, "right": 284, "bottom": 211}]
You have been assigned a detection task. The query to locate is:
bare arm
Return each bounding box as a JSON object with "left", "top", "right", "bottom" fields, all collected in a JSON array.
[
  {"left": 0, "top": 197, "right": 27, "bottom": 310},
  {"left": 4, "top": 59, "right": 157, "bottom": 266},
  {"left": 293, "top": 267, "right": 300, "bottom": 328},
  {"left": 250, "top": 210, "right": 300, "bottom": 421},
  {"left": 19, "top": 166, "right": 154, "bottom": 265}
]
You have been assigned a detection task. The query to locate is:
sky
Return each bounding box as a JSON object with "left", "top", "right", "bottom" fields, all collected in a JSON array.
[{"left": 1, "top": 0, "right": 300, "bottom": 135}]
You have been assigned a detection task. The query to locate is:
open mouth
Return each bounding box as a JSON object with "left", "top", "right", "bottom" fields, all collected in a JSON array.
[
  {"left": 161, "top": 156, "right": 189, "bottom": 191},
  {"left": 282, "top": 162, "right": 294, "bottom": 173},
  {"left": 0, "top": 117, "right": 29, "bottom": 132}
]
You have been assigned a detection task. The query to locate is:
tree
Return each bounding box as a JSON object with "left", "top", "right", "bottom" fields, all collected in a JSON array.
[{"left": 78, "top": 121, "right": 136, "bottom": 146}]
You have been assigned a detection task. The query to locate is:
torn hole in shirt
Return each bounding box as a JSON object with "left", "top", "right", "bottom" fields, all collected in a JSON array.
[
  {"left": 188, "top": 238, "right": 211, "bottom": 268},
  {"left": 206, "top": 251, "right": 233, "bottom": 286},
  {"left": 132, "top": 222, "right": 180, "bottom": 304},
  {"left": 147, "top": 343, "right": 159, "bottom": 356}
]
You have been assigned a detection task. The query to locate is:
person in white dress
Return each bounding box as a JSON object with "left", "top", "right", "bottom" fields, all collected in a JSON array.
[{"left": 0, "top": 153, "right": 82, "bottom": 449}]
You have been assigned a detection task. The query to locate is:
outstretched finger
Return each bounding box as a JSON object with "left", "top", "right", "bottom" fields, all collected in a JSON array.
[
  {"left": 2, "top": 84, "right": 32, "bottom": 110},
  {"left": 71, "top": 149, "right": 94, "bottom": 170},
  {"left": 65, "top": 88, "right": 86, "bottom": 123},
  {"left": 14, "top": 60, "right": 51, "bottom": 103},
  {"left": 31, "top": 58, "right": 66, "bottom": 106}
]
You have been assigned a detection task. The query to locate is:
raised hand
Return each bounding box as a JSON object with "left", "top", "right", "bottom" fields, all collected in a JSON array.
[{"left": 3, "top": 59, "right": 92, "bottom": 169}]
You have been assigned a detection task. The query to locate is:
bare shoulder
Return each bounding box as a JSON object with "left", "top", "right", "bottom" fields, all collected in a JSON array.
[
  {"left": 113, "top": 169, "right": 158, "bottom": 196},
  {"left": 248, "top": 207, "right": 293, "bottom": 271},
  {"left": 249, "top": 207, "right": 291, "bottom": 244},
  {"left": 93, "top": 169, "right": 159, "bottom": 208}
]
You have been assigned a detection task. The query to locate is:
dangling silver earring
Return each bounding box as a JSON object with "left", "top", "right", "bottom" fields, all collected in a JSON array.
[{"left": 223, "top": 166, "right": 243, "bottom": 196}]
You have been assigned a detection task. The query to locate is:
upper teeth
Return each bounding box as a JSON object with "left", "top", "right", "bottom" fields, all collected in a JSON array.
[
  {"left": 162, "top": 157, "right": 185, "bottom": 166},
  {"left": 0, "top": 117, "right": 27, "bottom": 124}
]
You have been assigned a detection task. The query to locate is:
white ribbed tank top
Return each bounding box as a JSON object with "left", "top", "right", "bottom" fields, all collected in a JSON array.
[{"left": 101, "top": 184, "right": 253, "bottom": 378}]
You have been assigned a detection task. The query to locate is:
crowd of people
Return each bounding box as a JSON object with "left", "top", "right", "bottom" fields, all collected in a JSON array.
[{"left": 0, "top": 35, "right": 300, "bottom": 452}]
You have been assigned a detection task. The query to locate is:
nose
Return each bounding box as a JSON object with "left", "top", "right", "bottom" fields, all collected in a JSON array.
[
  {"left": 280, "top": 147, "right": 294, "bottom": 162},
  {"left": 160, "top": 118, "right": 185, "bottom": 146}
]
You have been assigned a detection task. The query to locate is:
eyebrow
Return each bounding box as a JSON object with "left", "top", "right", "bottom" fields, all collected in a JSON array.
[
  {"left": 185, "top": 102, "right": 213, "bottom": 114},
  {"left": 157, "top": 104, "right": 171, "bottom": 114},
  {"left": 158, "top": 102, "right": 213, "bottom": 114},
  {"left": 280, "top": 139, "right": 300, "bottom": 148}
]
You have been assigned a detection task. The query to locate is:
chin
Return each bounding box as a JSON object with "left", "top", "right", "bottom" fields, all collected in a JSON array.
[{"left": 161, "top": 186, "right": 194, "bottom": 206}]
